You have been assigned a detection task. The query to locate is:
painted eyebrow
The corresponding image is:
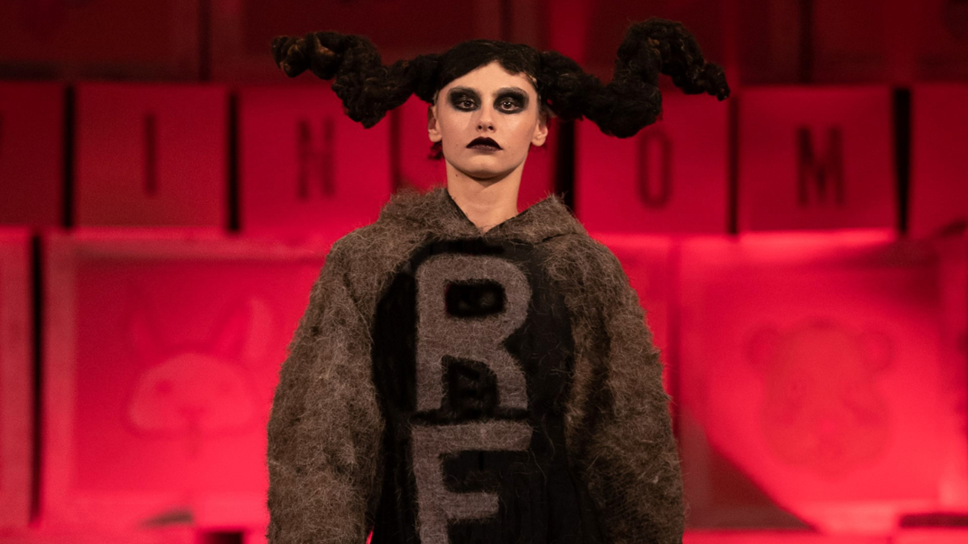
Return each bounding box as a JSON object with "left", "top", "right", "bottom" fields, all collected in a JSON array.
[
  {"left": 447, "top": 86, "right": 530, "bottom": 99},
  {"left": 447, "top": 87, "right": 480, "bottom": 99},
  {"left": 495, "top": 86, "right": 528, "bottom": 97}
]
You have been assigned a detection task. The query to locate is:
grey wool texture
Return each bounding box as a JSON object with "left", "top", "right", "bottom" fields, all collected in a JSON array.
[
  {"left": 412, "top": 253, "right": 535, "bottom": 542},
  {"left": 266, "top": 186, "right": 684, "bottom": 544},
  {"left": 411, "top": 421, "right": 533, "bottom": 543},
  {"left": 415, "top": 253, "right": 532, "bottom": 412}
]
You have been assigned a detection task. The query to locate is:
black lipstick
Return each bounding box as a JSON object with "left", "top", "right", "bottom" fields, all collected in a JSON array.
[{"left": 467, "top": 137, "right": 502, "bottom": 150}]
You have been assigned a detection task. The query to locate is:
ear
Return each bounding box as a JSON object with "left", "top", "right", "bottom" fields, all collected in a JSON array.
[
  {"left": 747, "top": 326, "right": 780, "bottom": 375},
  {"left": 427, "top": 104, "right": 442, "bottom": 143},
  {"left": 129, "top": 308, "right": 159, "bottom": 365},
  {"left": 531, "top": 109, "right": 549, "bottom": 147},
  {"left": 212, "top": 298, "right": 275, "bottom": 366},
  {"left": 125, "top": 290, "right": 160, "bottom": 365},
  {"left": 858, "top": 329, "right": 893, "bottom": 374}
]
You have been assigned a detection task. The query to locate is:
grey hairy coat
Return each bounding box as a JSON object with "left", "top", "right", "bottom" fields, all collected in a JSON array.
[{"left": 267, "top": 187, "right": 684, "bottom": 544}]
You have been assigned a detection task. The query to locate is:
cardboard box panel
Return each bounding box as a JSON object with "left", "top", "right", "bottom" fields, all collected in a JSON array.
[
  {"left": 44, "top": 231, "right": 331, "bottom": 533},
  {"left": 679, "top": 233, "right": 966, "bottom": 533},
  {"left": 738, "top": 88, "right": 895, "bottom": 231},
  {"left": 582, "top": 0, "right": 727, "bottom": 81},
  {"left": 211, "top": 0, "right": 496, "bottom": 81},
  {"left": 577, "top": 94, "right": 729, "bottom": 234},
  {"left": 0, "top": 83, "right": 63, "bottom": 227},
  {"left": 75, "top": 84, "right": 227, "bottom": 227},
  {"left": 0, "top": 0, "right": 198, "bottom": 80},
  {"left": 910, "top": 85, "right": 968, "bottom": 238},
  {"left": 239, "top": 86, "right": 391, "bottom": 235},
  {"left": 684, "top": 532, "right": 887, "bottom": 544},
  {"left": 0, "top": 229, "right": 32, "bottom": 529}
]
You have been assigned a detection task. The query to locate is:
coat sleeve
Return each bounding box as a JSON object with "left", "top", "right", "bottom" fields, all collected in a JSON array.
[
  {"left": 267, "top": 239, "right": 384, "bottom": 544},
  {"left": 560, "top": 240, "right": 685, "bottom": 544}
]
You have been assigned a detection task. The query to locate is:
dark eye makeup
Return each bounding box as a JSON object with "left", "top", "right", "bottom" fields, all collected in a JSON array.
[
  {"left": 496, "top": 90, "right": 527, "bottom": 112},
  {"left": 448, "top": 89, "right": 480, "bottom": 111},
  {"left": 446, "top": 86, "right": 530, "bottom": 113}
]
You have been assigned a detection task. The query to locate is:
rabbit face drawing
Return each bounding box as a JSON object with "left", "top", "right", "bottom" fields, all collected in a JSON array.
[
  {"left": 127, "top": 351, "right": 256, "bottom": 435},
  {"left": 124, "top": 298, "right": 275, "bottom": 449}
]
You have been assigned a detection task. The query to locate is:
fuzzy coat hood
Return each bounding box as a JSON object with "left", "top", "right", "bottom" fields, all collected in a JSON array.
[
  {"left": 373, "top": 186, "right": 586, "bottom": 245},
  {"left": 267, "top": 186, "right": 684, "bottom": 544}
]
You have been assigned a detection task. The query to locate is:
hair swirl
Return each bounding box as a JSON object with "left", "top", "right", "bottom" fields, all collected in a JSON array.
[
  {"left": 271, "top": 18, "right": 729, "bottom": 137},
  {"left": 271, "top": 32, "right": 440, "bottom": 128}
]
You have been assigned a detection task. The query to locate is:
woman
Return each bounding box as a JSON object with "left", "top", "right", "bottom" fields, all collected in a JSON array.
[{"left": 267, "top": 20, "right": 728, "bottom": 544}]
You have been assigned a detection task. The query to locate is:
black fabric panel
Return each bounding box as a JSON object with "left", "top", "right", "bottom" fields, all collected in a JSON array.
[
  {"left": 443, "top": 359, "right": 499, "bottom": 420},
  {"left": 445, "top": 281, "right": 505, "bottom": 317},
  {"left": 371, "top": 239, "right": 604, "bottom": 544}
]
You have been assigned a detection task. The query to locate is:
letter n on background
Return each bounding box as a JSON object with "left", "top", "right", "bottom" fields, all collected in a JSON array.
[{"left": 237, "top": 88, "right": 391, "bottom": 235}]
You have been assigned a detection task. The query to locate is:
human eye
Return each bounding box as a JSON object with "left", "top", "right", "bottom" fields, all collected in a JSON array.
[
  {"left": 496, "top": 92, "right": 526, "bottom": 113},
  {"left": 449, "top": 91, "right": 479, "bottom": 111}
]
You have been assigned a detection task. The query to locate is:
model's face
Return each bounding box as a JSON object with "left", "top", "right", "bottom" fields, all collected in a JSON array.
[{"left": 428, "top": 61, "right": 548, "bottom": 182}]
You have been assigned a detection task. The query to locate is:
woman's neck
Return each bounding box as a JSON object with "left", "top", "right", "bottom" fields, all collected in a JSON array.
[{"left": 445, "top": 162, "right": 522, "bottom": 233}]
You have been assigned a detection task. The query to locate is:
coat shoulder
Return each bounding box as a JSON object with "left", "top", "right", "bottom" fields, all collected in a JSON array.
[
  {"left": 324, "top": 216, "right": 428, "bottom": 317},
  {"left": 541, "top": 231, "right": 627, "bottom": 283}
]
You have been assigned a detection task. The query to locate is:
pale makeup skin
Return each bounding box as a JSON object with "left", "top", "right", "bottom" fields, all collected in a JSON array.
[{"left": 427, "top": 61, "right": 549, "bottom": 233}]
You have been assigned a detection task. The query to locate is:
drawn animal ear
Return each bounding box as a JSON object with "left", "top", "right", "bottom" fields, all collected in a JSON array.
[
  {"left": 858, "top": 329, "right": 893, "bottom": 374},
  {"left": 127, "top": 300, "right": 161, "bottom": 366},
  {"left": 212, "top": 298, "right": 275, "bottom": 366},
  {"left": 747, "top": 326, "right": 780, "bottom": 375},
  {"left": 241, "top": 298, "right": 275, "bottom": 366}
]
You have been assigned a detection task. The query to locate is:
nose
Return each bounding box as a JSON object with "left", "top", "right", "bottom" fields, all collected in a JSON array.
[{"left": 476, "top": 104, "right": 495, "bottom": 132}]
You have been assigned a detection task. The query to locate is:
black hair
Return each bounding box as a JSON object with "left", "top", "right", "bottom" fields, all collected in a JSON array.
[{"left": 270, "top": 18, "right": 729, "bottom": 138}]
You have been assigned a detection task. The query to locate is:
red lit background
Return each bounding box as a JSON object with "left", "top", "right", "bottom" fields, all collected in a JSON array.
[{"left": 1, "top": 1, "right": 967, "bottom": 543}]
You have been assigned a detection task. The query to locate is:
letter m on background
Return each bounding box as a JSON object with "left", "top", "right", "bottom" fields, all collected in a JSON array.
[{"left": 796, "top": 125, "right": 844, "bottom": 207}]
